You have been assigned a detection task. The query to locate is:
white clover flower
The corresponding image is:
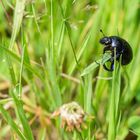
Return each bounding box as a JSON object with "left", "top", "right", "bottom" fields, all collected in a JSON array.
[{"left": 52, "top": 102, "right": 86, "bottom": 131}]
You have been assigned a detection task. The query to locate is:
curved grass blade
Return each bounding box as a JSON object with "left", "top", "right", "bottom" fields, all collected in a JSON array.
[{"left": 81, "top": 53, "right": 111, "bottom": 76}]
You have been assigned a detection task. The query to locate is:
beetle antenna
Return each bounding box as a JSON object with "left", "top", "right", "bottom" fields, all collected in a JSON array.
[{"left": 100, "top": 29, "right": 105, "bottom": 36}]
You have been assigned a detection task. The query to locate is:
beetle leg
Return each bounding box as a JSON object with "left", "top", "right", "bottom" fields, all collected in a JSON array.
[
  {"left": 103, "top": 46, "right": 111, "bottom": 54},
  {"left": 103, "top": 63, "right": 110, "bottom": 71},
  {"left": 103, "top": 62, "right": 112, "bottom": 71},
  {"left": 103, "top": 59, "right": 114, "bottom": 71},
  {"left": 102, "top": 47, "right": 118, "bottom": 71},
  {"left": 110, "top": 61, "right": 114, "bottom": 71}
]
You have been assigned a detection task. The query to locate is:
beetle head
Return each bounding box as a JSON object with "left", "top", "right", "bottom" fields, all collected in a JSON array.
[{"left": 100, "top": 37, "right": 112, "bottom": 45}]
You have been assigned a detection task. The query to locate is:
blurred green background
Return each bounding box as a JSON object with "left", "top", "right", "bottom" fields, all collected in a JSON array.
[{"left": 0, "top": 0, "right": 140, "bottom": 139}]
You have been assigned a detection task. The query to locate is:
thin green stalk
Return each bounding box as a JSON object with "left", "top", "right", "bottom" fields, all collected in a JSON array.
[
  {"left": 57, "top": 0, "right": 80, "bottom": 70},
  {"left": 31, "top": 3, "right": 41, "bottom": 34},
  {"left": 108, "top": 49, "right": 121, "bottom": 140},
  {"left": 18, "top": 44, "right": 25, "bottom": 98}
]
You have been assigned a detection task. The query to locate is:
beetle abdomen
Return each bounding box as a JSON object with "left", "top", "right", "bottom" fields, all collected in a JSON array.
[{"left": 121, "top": 44, "right": 133, "bottom": 65}]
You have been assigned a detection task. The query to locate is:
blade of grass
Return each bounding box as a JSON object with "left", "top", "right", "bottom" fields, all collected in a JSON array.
[
  {"left": 39, "top": 128, "right": 46, "bottom": 140},
  {"left": 128, "top": 116, "right": 140, "bottom": 136},
  {"left": 0, "top": 105, "right": 27, "bottom": 140},
  {"left": 46, "top": 47, "right": 62, "bottom": 107},
  {"left": 11, "top": 89, "right": 34, "bottom": 140},
  {"left": 93, "top": 67, "right": 107, "bottom": 113},
  {"left": 6, "top": 44, "right": 34, "bottom": 140},
  {"left": 57, "top": 0, "right": 80, "bottom": 70},
  {"left": 83, "top": 74, "right": 93, "bottom": 139},
  {"left": 21, "top": 27, "right": 33, "bottom": 80},
  {"left": 57, "top": 22, "right": 65, "bottom": 59},
  {"left": 69, "top": 32, "right": 91, "bottom": 75},
  {"left": 84, "top": 74, "right": 92, "bottom": 113},
  {"left": 107, "top": 50, "right": 121, "bottom": 140},
  {"left": 0, "top": 98, "right": 13, "bottom": 104},
  {"left": 0, "top": 45, "right": 44, "bottom": 81},
  {"left": 45, "top": 0, "right": 62, "bottom": 107},
  {"left": 9, "top": 0, "right": 26, "bottom": 49},
  {"left": 81, "top": 53, "right": 111, "bottom": 76},
  {"left": 18, "top": 44, "right": 25, "bottom": 98},
  {"left": 31, "top": 3, "right": 41, "bottom": 34},
  {"left": 6, "top": 54, "right": 17, "bottom": 85},
  {"left": 65, "top": 21, "right": 80, "bottom": 68}
]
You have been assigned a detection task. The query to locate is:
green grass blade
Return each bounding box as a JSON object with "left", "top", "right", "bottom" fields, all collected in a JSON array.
[
  {"left": 46, "top": 48, "right": 62, "bottom": 107},
  {"left": 0, "top": 105, "right": 27, "bottom": 140},
  {"left": 128, "top": 116, "right": 140, "bottom": 136},
  {"left": 9, "top": 0, "right": 26, "bottom": 49},
  {"left": 11, "top": 90, "right": 34, "bottom": 140},
  {"left": 81, "top": 61, "right": 100, "bottom": 77},
  {"left": 107, "top": 52, "right": 121, "bottom": 140},
  {"left": 21, "top": 28, "right": 33, "bottom": 80},
  {"left": 69, "top": 32, "right": 91, "bottom": 74},
  {"left": 18, "top": 44, "right": 25, "bottom": 98},
  {"left": 31, "top": 3, "right": 41, "bottom": 34},
  {"left": 0, "top": 98, "right": 13, "bottom": 104},
  {"left": 0, "top": 46, "right": 44, "bottom": 81},
  {"left": 5, "top": 44, "right": 34, "bottom": 140},
  {"left": 57, "top": 23, "right": 65, "bottom": 59},
  {"left": 81, "top": 53, "right": 111, "bottom": 76},
  {"left": 84, "top": 74, "right": 92, "bottom": 114}
]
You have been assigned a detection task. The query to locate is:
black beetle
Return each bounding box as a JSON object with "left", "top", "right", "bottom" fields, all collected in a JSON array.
[{"left": 99, "top": 30, "right": 133, "bottom": 71}]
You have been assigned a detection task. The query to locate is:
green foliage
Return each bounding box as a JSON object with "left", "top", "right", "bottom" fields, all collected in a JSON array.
[
  {"left": 128, "top": 116, "right": 140, "bottom": 136},
  {"left": 0, "top": 0, "right": 139, "bottom": 139}
]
